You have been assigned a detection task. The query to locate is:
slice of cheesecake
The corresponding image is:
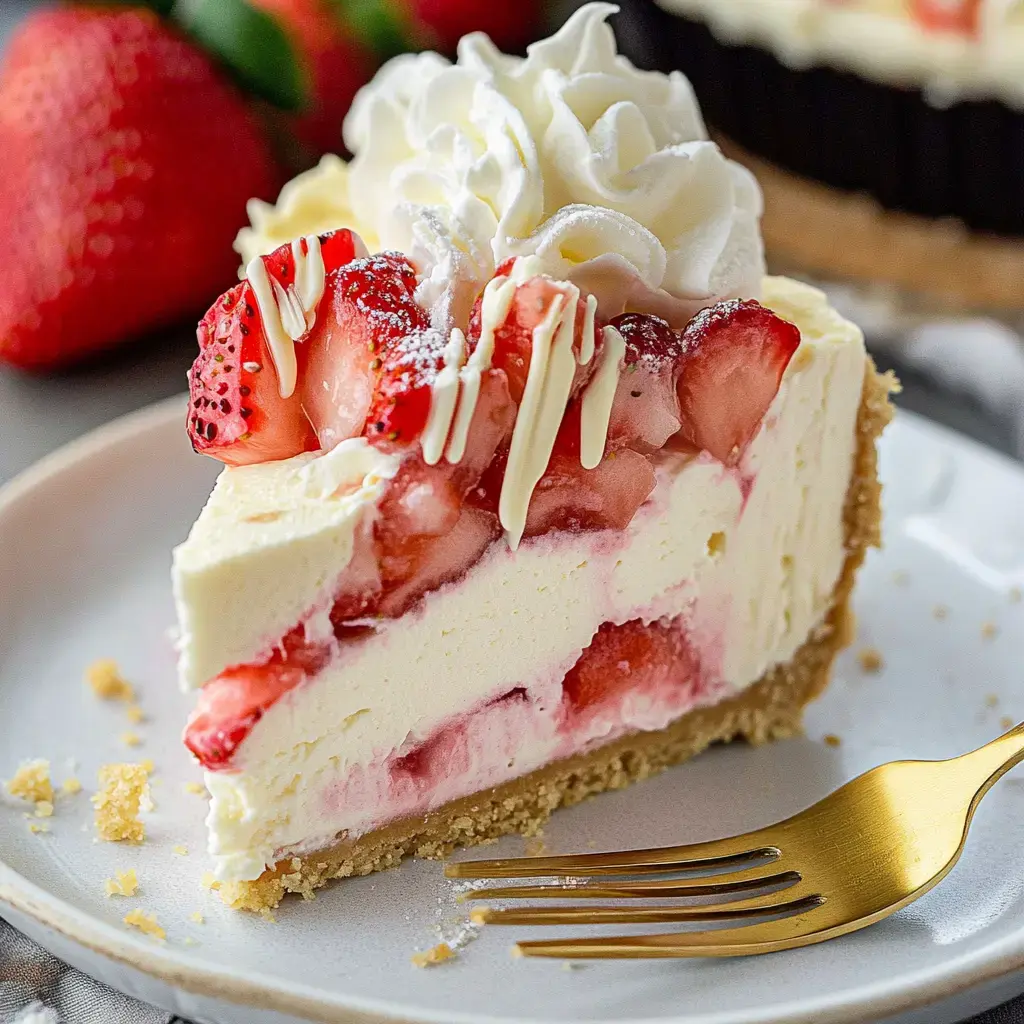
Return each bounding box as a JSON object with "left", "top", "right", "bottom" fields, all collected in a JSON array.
[{"left": 173, "top": 256, "right": 893, "bottom": 911}]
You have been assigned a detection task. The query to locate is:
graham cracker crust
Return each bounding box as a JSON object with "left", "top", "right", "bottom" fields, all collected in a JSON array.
[
  {"left": 717, "top": 137, "right": 1024, "bottom": 315},
  {"left": 220, "top": 360, "right": 896, "bottom": 912}
]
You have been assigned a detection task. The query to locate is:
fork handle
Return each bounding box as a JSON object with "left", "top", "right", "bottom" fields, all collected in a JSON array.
[{"left": 955, "top": 720, "right": 1024, "bottom": 799}]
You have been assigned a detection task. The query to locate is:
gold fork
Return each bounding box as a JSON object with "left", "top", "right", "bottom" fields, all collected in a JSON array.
[{"left": 445, "top": 722, "right": 1024, "bottom": 958}]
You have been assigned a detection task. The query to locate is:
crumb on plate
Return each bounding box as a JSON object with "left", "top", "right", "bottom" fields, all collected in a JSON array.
[
  {"left": 92, "top": 763, "right": 150, "bottom": 843},
  {"left": 201, "top": 871, "right": 221, "bottom": 892},
  {"left": 985, "top": 694, "right": 999, "bottom": 709},
  {"left": 1009, "top": 586, "right": 1022, "bottom": 604},
  {"left": 857, "top": 647, "right": 884, "bottom": 673},
  {"left": 105, "top": 869, "right": 139, "bottom": 897},
  {"left": 6, "top": 759, "right": 54, "bottom": 805},
  {"left": 823, "top": 734, "right": 842, "bottom": 748},
  {"left": 173, "top": 845, "right": 188, "bottom": 857},
  {"left": 28, "top": 822, "right": 49, "bottom": 835},
  {"left": 184, "top": 782, "right": 206, "bottom": 796},
  {"left": 140, "top": 759, "right": 155, "bottom": 774},
  {"left": 123, "top": 908, "right": 164, "bottom": 940},
  {"left": 932, "top": 605, "right": 948, "bottom": 620},
  {"left": 61, "top": 777, "right": 82, "bottom": 796},
  {"left": 86, "top": 659, "right": 135, "bottom": 702},
  {"left": 412, "top": 942, "right": 455, "bottom": 968},
  {"left": 524, "top": 836, "right": 547, "bottom": 857},
  {"left": 126, "top": 705, "right": 145, "bottom": 725},
  {"left": 120, "top": 732, "right": 142, "bottom": 748},
  {"left": 34, "top": 801, "right": 53, "bottom": 818},
  {"left": 981, "top": 622, "right": 999, "bottom": 640},
  {"left": 190, "top": 911, "right": 204, "bottom": 924},
  {"left": 1001, "top": 716, "right": 1014, "bottom": 730}
]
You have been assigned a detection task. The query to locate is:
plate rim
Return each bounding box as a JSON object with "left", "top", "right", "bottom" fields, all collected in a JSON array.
[{"left": 2, "top": 394, "right": 1024, "bottom": 1024}]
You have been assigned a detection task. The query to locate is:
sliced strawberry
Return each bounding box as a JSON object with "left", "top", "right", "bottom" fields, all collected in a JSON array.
[
  {"left": 187, "top": 229, "right": 362, "bottom": 467},
  {"left": 301, "top": 251, "right": 430, "bottom": 450},
  {"left": 469, "top": 272, "right": 600, "bottom": 406},
  {"left": 910, "top": 0, "right": 981, "bottom": 35},
  {"left": 364, "top": 326, "right": 448, "bottom": 447},
  {"left": 184, "top": 627, "right": 330, "bottom": 769},
  {"left": 524, "top": 448, "right": 656, "bottom": 539},
  {"left": 562, "top": 616, "right": 702, "bottom": 715},
  {"left": 676, "top": 300, "right": 801, "bottom": 467},
  {"left": 607, "top": 313, "right": 684, "bottom": 455}
]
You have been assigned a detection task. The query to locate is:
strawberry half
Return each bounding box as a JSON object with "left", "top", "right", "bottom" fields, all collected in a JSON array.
[
  {"left": 676, "top": 300, "right": 801, "bottom": 467},
  {"left": 187, "top": 229, "right": 361, "bottom": 466},
  {"left": 910, "top": 0, "right": 981, "bottom": 35},
  {"left": 607, "top": 313, "right": 684, "bottom": 455},
  {"left": 469, "top": 270, "right": 600, "bottom": 407},
  {"left": 300, "top": 251, "right": 432, "bottom": 450}
]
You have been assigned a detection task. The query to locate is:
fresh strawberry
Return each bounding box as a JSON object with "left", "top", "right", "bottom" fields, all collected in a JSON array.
[
  {"left": 248, "top": 0, "right": 376, "bottom": 158},
  {"left": 676, "top": 300, "right": 801, "bottom": 466},
  {"left": 562, "top": 617, "right": 702, "bottom": 715},
  {"left": 184, "top": 627, "right": 329, "bottom": 768},
  {"left": 403, "top": 0, "right": 540, "bottom": 53},
  {"left": 469, "top": 272, "right": 599, "bottom": 406},
  {"left": 524, "top": 448, "right": 656, "bottom": 539},
  {"left": 187, "top": 229, "right": 361, "bottom": 465},
  {"left": 365, "top": 326, "right": 448, "bottom": 446},
  {"left": 607, "top": 313, "right": 684, "bottom": 455},
  {"left": 909, "top": 0, "right": 981, "bottom": 34},
  {"left": 301, "top": 252, "right": 430, "bottom": 450},
  {"left": 0, "top": 7, "right": 279, "bottom": 371}
]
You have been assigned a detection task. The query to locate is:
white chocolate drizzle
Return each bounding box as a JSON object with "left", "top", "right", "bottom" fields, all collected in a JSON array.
[
  {"left": 245, "top": 234, "right": 326, "bottom": 400},
  {"left": 580, "top": 325, "right": 626, "bottom": 470},
  {"left": 424, "top": 261, "right": 626, "bottom": 548}
]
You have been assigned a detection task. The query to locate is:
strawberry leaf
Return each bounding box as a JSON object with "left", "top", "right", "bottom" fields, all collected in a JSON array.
[
  {"left": 175, "top": 0, "right": 307, "bottom": 111},
  {"left": 331, "top": 0, "right": 418, "bottom": 60}
]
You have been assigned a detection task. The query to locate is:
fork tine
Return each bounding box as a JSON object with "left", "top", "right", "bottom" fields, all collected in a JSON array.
[
  {"left": 471, "top": 891, "right": 822, "bottom": 927},
  {"left": 514, "top": 903, "right": 831, "bottom": 959},
  {"left": 464, "top": 867, "right": 800, "bottom": 902},
  {"left": 445, "top": 836, "right": 777, "bottom": 879}
]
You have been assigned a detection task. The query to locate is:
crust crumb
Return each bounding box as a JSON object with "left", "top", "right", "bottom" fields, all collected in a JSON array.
[
  {"left": 981, "top": 622, "right": 999, "bottom": 640},
  {"left": 86, "top": 659, "right": 134, "bottom": 702},
  {"left": 190, "top": 911, "right": 205, "bottom": 924},
  {"left": 123, "top": 908, "right": 165, "bottom": 940},
  {"left": 823, "top": 734, "right": 842, "bottom": 748},
  {"left": 126, "top": 705, "right": 146, "bottom": 725},
  {"left": 61, "top": 777, "right": 82, "bottom": 796},
  {"left": 985, "top": 694, "right": 1000, "bottom": 709},
  {"left": 92, "top": 763, "right": 150, "bottom": 842},
  {"left": 1000, "top": 716, "right": 1014, "bottom": 730},
  {"left": 105, "top": 869, "right": 139, "bottom": 897},
  {"left": 857, "top": 647, "right": 884, "bottom": 673},
  {"left": 6, "top": 759, "right": 55, "bottom": 805},
  {"left": 932, "top": 605, "right": 948, "bottom": 620},
  {"left": 184, "top": 782, "right": 206, "bottom": 796},
  {"left": 201, "top": 871, "right": 222, "bottom": 891},
  {"left": 29, "top": 822, "right": 49, "bottom": 834},
  {"left": 412, "top": 942, "right": 455, "bottom": 967},
  {"left": 34, "top": 800, "right": 54, "bottom": 818},
  {"left": 120, "top": 731, "right": 142, "bottom": 748},
  {"left": 173, "top": 845, "right": 189, "bottom": 857}
]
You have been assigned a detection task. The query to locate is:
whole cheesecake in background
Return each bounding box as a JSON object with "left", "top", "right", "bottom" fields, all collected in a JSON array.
[
  {"left": 627, "top": 0, "right": 1024, "bottom": 313},
  {"left": 172, "top": 2, "right": 895, "bottom": 912}
]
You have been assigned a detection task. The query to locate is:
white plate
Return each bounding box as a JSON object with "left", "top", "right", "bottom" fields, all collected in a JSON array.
[{"left": 2, "top": 397, "right": 1024, "bottom": 1024}]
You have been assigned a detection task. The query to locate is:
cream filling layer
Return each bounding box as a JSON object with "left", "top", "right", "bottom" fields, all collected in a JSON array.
[
  {"left": 201, "top": 277, "right": 866, "bottom": 881},
  {"left": 658, "top": 0, "right": 1024, "bottom": 106}
]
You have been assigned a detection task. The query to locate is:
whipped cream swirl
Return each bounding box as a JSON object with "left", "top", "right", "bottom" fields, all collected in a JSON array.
[{"left": 342, "top": 2, "right": 764, "bottom": 328}]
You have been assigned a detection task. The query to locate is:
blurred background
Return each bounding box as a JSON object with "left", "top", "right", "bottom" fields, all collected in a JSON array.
[{"left": 1, "top": 0, "right": 1022, "bottom": 489}]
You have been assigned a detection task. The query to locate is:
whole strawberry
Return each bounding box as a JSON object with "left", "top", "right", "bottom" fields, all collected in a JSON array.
[
  {"left": 0, "top": 6, "right": 279, "bottom": 370},
  {"left": 403, "top": 0, "right": 540, "bottom": 54},
  {"left": 248, "top": 0, "right": 376, "bottom": 159}
]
